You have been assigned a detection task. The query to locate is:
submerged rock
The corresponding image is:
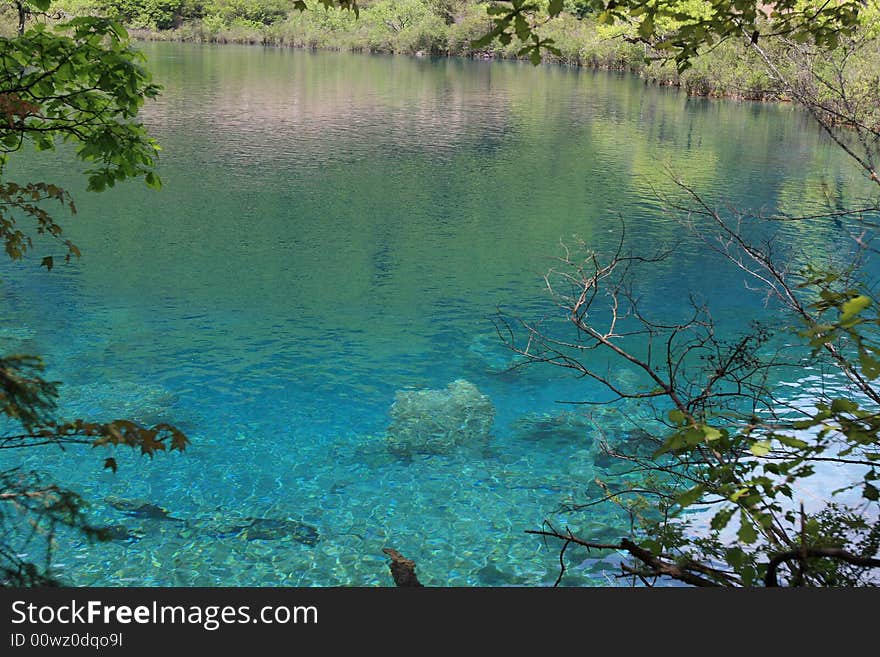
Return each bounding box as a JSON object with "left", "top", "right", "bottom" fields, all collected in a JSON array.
[
  {"left": 104, "top": 498, "right": 320, "bottom": 547},
  {"left": 243, "top": 518, "right": 320, "bottom": 545},
  {"left": 511, "top": 411, "right": 596, "bottom": 447},
  {"left": 609, "top": 367, "right": 644, "bottom": 391},
  {"left": 207, "top": 518, "right": 320, "bottom": 546},
  {"left": 104, "top": 499, "right": 319, "bottom": 547},
  {"left": 58, "top": 380, "right": 179, "bottom": 424},
  {"left": 476, "top": 563, "right": 529, "bottom": 586},
  {"left": 97, "top": 524, "right": 145, "bottom": 542},
  {"left": 465, "top": 333, "right": 526, "bottom": 375},
  {"left": 599, "top": 427, "right": 660, "bottom": 462},
  {"left": 386, "top": 379, "right": 495, "bottom": 456},
  {"left": 106, "top": 497, "right": 184, "bottom": 522}
]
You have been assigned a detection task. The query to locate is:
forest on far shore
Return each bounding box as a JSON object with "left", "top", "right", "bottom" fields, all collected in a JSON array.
[{"left": 13, "top": 0, "right": 872, "bottom": 100}]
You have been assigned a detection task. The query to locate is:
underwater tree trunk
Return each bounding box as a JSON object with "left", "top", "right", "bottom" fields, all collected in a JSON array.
[{"left": 383, "top": 548, "right": 423, "bottom": 587}]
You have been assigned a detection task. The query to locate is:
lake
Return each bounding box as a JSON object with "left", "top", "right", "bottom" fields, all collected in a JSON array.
[{"left": 0, "top": 42, "right": 869, "bottom": 585}]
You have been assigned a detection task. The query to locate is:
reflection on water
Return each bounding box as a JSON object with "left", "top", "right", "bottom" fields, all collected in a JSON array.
[{"left": 0, "top": 43, "right": 873, "bottom": 585}]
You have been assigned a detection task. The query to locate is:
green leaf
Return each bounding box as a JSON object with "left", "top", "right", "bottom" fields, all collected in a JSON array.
[
  {"left": 108, "top": 20, "right": 128, "bottom": 41},
  {"left": 514, "top": 15, "right": 530, "bottom": 43},
  {"left": 864, "top": 483, "right": 879, "bottom": 501},
  {"left": 841, "top": 295, "right": 871, "bottom": 322},
  {"left": 668, "top": 409, "right": 686, "bottom": 425},
  {"left": 730, "top": 487, "right": 749, "bottom": 502},
  {"left": 144, "top": 171, "right": 161, "bottom": 190},
  {"left": 676, "top": 485, "right": 704, "bottom": 507},
  {"left": 711, "top": 507, "right": 735, "bottom": 531},
  {"left": 685, "top": 427, "right": 706, "bottom": 445},
  {"left": 749, "top": 440, "right": 771, "bottom": 456},
  {"left": 738, "top": 511, "right": 758, "bottom": 544},
  {"left": 725, "top": 546, "right": 745, "bottom": 569},
  {"left": 653, "top": 430, "right": 686, "bottom": 457},
  {"left": 830, "top": 398, "right": 858, "bottom": 414},
  {"left": 859, "top": 353, "right": 880, "bottom": 379},
  {"left": 471, "top": 32, "right": 497, "bottom": 49},
  {"left": 776, "top": 434, "right": 808, "bottom": 449},
  {"left": 637, "top": 15, "right": 654, "bottom": 40},
  {"left": 548, "top": 0, "right": 564, "bottom": 17}
]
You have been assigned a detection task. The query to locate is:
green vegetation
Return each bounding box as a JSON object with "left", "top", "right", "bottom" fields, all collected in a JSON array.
[{"left": 20, "top": 0, "right": 873, "bottom": 100}]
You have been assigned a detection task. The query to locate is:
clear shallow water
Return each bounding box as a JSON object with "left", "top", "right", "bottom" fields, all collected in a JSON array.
[{"left": 0, "top": 43, "right": 873, "bottom": 585}]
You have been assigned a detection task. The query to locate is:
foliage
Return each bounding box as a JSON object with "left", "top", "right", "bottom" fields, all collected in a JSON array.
[
  {"left": 0, "top": 2, "right": 186, "bottom": 586},
  {"left": 367, "top": 0, "right": 430, "bottom": 34},
  {"left": 98, "top": 0, "right": 187, "bottom": 29},
  {"left": 205, "top": 0, "right": 290, "bottom": 28},
  {"left": 476, "top": 0, "right": 871, "bottom": 71},
  {"left": 44, "top": 1, "right": 879, "bottom": 105},
  {"left": 0, "top": 9, "right": 161, "bottom": 264},
  {"left": 0, "top": 13, "right": 162, "bottom": 188},
  {"left": 49, "top": 0, "right": 201, "bottom": 29}
]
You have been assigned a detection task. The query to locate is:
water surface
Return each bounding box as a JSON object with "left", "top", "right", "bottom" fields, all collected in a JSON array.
[{"left": 0, "top": 43, "right": 869, "bottom": 585}]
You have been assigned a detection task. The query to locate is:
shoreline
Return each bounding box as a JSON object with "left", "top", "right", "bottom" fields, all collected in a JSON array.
[{"left": 126, "top": 24, "right": 784, "bottom": 104}]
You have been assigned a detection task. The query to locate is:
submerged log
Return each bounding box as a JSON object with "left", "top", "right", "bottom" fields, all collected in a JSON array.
[{"left": 383, "top": 548, "right": 423, "bottom": 587}]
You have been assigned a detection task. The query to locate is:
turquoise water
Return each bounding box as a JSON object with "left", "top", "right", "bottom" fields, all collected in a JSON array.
[{"left": 0, "top": 43, "right": 872, "bottom": 585}]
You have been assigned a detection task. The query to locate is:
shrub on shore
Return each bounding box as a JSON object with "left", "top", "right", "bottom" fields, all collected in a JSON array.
[{"left": 10, "top": 1, "right": 874, "bottom": 101}]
